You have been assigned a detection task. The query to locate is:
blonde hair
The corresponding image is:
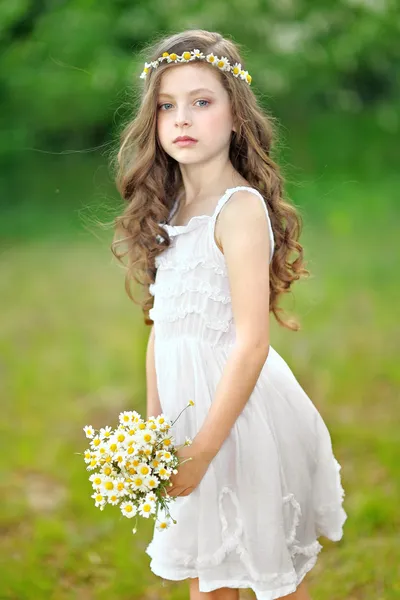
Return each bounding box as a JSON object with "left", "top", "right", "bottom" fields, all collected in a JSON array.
[{"left": 112, "top": 29, "right": 309, "bottom": 330}]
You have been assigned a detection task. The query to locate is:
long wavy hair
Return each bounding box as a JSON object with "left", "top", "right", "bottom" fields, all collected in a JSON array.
[{"left": 112, "top": 29, "right": 309, "bottom": 330}]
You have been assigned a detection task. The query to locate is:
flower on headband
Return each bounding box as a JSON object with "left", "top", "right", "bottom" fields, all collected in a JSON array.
[{"left": 140, "top": 49, "right": 252, "bottom": 85}]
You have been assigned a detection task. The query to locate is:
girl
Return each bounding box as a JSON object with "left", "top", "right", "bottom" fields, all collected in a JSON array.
[{"left": 112, "top": 29, "right": 347, "bottom": 600}]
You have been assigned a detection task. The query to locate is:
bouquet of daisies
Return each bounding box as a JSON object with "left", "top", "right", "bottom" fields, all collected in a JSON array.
[{"left": 82, "top": 401, "right": 194, "bottom": 533}]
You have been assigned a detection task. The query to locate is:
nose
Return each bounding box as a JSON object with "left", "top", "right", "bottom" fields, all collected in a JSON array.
[{"left": 175, "top": 107, "right": 191, "bottom": 128}]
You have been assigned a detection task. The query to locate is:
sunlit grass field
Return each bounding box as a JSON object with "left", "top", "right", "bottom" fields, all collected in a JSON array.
[{"left": 1, "top": 154, "right": 399, "bottom": 599}]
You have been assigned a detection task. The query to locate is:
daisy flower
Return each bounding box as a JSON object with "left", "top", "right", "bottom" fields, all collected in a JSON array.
[
  {"left": 120, "top": 501, "right": 137, "bottom": 518},
  {"left": 102, "top": 478, "right": 117, "bottom": 496},
  {"left": 146, "top": 491, "right": 157, "bottom": 503},
  {"left": 138, "top": 429, "right": 156, "bottom": 446},
  {"left": 89, "top": 473, "right": 103, "bottom": 488},
  {"left": 83, "top": 425, "right": 95, "bottom": 438},
  {"left": 156, "top": 517, "right": 172, "bottom": 531},
  {"left": 90, "top": 436, "right": 101, "bottom": 449},
  {"left": 144, "top": 474, "right": 160, "bottom": 490},
  {"left": 99, "top": 426, "right": 112, "bottom": 440},
  {"left": 162, "top": 451, "right": 173, "bottom": 462},
  {"left": 180, "top": 51, "right": 194, "bottom": 62},
  {"left": 216, "top": 56, "right": 230, "bottom": 71},
  {"left": 206, "top": 53, "right": 217, "bottom": 65},
  {"left": 138, "top": 499, "right": 156, "bottom": 518},
  {"left": 115, "top": 478, "right": 127, "bottom": 495},
  {"left": 231, "top": 62, "right": 242, "bottom": 78},
  {"left": 108, "top": 493, "right": 120, "bottom": 506},
  {"left": 156, "top": 465, "right": 171, "bottom": 480},
  {"left": 184, "top": 437, "right": 193, "bottom": 446},
  {"left": 119, "top": 411, "right": 134, "bottom": 426},
  {"left": 136, "top": 463, "right": 152, "bottom": 477},
  {"left": 91, "top": 491, "right": 106, "bottom": 509},
  {"left": 192, "top": 49, "right": 205, "bottom": 60},
  {"left": 131, "top": 476, "right": 148, "bottom": 493}
]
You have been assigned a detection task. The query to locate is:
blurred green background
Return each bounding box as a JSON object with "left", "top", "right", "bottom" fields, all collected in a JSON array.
[{"left": 1, "top": 2, "right": 399, "bottom": 599}]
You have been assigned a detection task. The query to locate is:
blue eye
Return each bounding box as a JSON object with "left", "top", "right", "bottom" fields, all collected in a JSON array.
[
  {"left": 195, "top": 100, "right": 210, "bottom": 107},
  {"left": 158, "top": 103, "right": 173, "bottom": 111}
]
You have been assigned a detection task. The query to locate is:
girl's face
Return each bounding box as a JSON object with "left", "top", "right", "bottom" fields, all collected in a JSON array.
[{"left": 156, "top": 63, "right": 235, "bottom": 165}]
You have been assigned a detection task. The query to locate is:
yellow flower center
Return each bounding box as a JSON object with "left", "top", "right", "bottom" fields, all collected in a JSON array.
[
  {"left": 95, "top": 494, "right": 102, "bottom": 502},
  {"left": 152, "top": 460, "right": 159, "bottom": 468},
  {"left": 169, "top": 53, "right": 177, "bottom": 61},
  {"left": 127, "top": 446, "right": 134, "bottom": 454},
  {"left": 246, "top": 74, "right": 252, "bottom": 84},
  {"left": 208, "top": 55, "right": 215, "bottom": 62},
  {"left": 125, "top": 505, "right": 133, "bottom": 512},
  {"left": 143, "top": 434, "right": 152, "bottom": 442},
  {"left": 93, "top": 438, "right": 100, "bottom": 446},
  {"left": 110, "top": 495, "right": 118, "bottom": 502},
  {"left": 123, "top": 415, "right": 129, "bottom": 422},
  {"left": 133, "top": 459, "right": 140, "bottom": 466},
  {"left": 233, "top": 66, "right": 240, "bottom": 75},
  {"left": 163, "top": 439, "right": 171, "bottom": 447},
  {"left": 162, "top": 52, "right": 169, "bottom": 58},
  {"left": 183, "top": 51, "right": 191, "bottom": 60},
  {"left": 134, "top": 478, "right": 143, "bottom": 486},
  {"left": 117, "top": 433, "right": 125, "bottom": 442},
  {"left": 109, "top": 443, "right": 117, "bottom": 452},
  {"left": 160, "top": 522, "right": 167, "bottom": 529},
  {"left": 159, "top": 468, "right": 166, "bottom": 476},
  {"left": 129, "top": 468, "right": 136, "bottom": 475},
  {"left": 143, "top": 504, "right": 151, "bottom": 512},
  {"left": 94, "top": 477, "right": 101, "bottom": 485},
  {"left": 140, "top": 466, "right": 149, "bottom": 475},
  {"left": 105, "top": 481, "right": 114, "bottom": 490},
  {"left": 117, "top": 482, "right": 124, "bottom": 491},
  {"left": 90, "top": 459, "right": 97, "bottom": 467},
  {"left": 217, "top": 61, "right": 224, "bottom": 68},
  {"left": 139, "top": 423, "right": 146, "bottom": 430},
  {"left": 103, "top": 467, "right": 112, "bottom": 475}
]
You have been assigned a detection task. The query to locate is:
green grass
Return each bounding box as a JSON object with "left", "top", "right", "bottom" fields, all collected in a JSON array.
[{"left": 1, "top": 156, "right": 399, "bottom": 599}]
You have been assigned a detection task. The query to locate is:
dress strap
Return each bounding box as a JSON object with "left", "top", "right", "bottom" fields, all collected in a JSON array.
[{"left": 212, "top": 186, "right": 275, "bottom": 261}]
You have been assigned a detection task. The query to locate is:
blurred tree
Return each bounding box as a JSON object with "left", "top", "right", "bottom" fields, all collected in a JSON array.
[{"left": 0, "top": 0, "right": 399, "bottom": 156}]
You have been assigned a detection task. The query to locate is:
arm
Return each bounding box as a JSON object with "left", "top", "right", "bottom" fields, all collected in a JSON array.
[
  {"left": 192, "top": 190, "right": 271, "bottom": 460},
  {"left": 146, "top": 325, "right": 163, "bottom": 419}
]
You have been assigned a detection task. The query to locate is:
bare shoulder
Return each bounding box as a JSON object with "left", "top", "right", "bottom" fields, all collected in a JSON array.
[{"left": 215, "top": 189, "right": 269, "bottom": 252}]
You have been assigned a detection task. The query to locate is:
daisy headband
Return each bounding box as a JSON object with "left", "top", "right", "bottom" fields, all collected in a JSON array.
[{"left": 140, "top": 48, "right": 252, "bottom": 85}]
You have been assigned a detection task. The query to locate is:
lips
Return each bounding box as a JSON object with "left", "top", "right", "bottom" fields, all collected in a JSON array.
[{"left": 173, "top": 136, "right": 197, "bottom": 143}]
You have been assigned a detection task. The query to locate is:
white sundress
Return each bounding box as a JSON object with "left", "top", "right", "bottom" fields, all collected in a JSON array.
[{"left": 145, "top": 186, "right": 347, "bottom": 599}]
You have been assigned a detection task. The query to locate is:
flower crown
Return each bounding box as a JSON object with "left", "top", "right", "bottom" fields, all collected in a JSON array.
[{"left": 140, "top": 48, "right": 252, "bottom": 85}]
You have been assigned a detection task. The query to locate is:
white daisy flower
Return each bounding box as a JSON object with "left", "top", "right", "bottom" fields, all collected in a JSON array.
[
  {"left": 206, "top": 53, "right": 217, "bottom": 65},
  {"left": 138, "top": 429, "right": 156, "bottom": 446},
  {"left": 192, "top": 49, "right": 205, "bottom": 60},
  {"left": 120, "top": 501, "right": 137, "bottom": 519},
  {"left": 158, "top": 52, "right": 170, "bottom": 63},
  {"left": 151, "top": 60, "right": 159, "bottom": 69},
  {"left": 91, "top": 491, "right": 106, "bottom": 508},
  {"left": 231, "top": 62, "right": 242, "bottom": 78},
  {"left": 119, "top": 411, "right": 133, "bottom": 426},
  {"left": 180, "top": 51, "right": 194, "bottom": 62},
  {"left": 89, "top": 473, "right": 103, "bottom": 488},
  {"left": 102, "top": 478, "right": 117, "bottom": 496},
  {"left": 90, "top": 436, "right": 101, "bottom": 449},
  {"left": 215, "top": 56, "right": 231, "bottom": 71},
  {"left": 156, "top": 465, "right": 171, "bottom": 480},
  {"left": 136, "top": 462, "right": 152, "bottom": 477},
  {"left": 100, "top": 464, "right": 116, "bottom": 477},
  {"left": 156, "top": 517, "right": 172, "bottom": 531},
  {"left": 131, "top": 476, "right": 148, "bottom": 492},
  {"left": 138, "top": 500, "right": 156, "bottom": 518},
  {"left": 99, "top": 426, "right": 112, "bottom": 440},
  {"left": 146, "top": 491, "right": 157, "bottom": 503},
  {"left": 184, "top": 437, "right": 193, "bottom": 446},
  {"left": 166, "top": 52, "right": 179, "bottom": 63},
  {"left": 87, "top": 456, "right": 100, "bottom": 471},
  {"left": 114, "top": 477, "right": 127, "bottom": 495},
  {"left": 83, "top": 450, "right": 92, "bottom": 463},
  {"left": 83, "top": 425, "right": 95, "bottom": 438},
  {"left": 162, "top": 451, "right": 173, "bottom": 462},
  {"left": 144, "top": 474, "right": 160, "bottom": 490},
  {"left": 108, "top": 493, "right": 120, "bottom": 506}
]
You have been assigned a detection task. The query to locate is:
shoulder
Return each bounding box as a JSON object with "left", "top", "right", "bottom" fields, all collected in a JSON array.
[{"left": 215, "top": 188, "right": 270, "bottom": 249}]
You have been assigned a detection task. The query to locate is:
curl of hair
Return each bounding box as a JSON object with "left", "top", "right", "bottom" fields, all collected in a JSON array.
[{"left": 111, "top": 29, "right": 309, "bottom": 331}]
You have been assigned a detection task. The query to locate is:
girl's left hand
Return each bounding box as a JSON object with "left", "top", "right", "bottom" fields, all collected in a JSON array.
[{"left": 166, "top": 445, "right": 211, "bottom": 497}]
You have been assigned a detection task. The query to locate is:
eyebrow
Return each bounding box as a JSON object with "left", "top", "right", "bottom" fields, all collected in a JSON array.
[{"left": 158, "top": 87, "right": 216, "bottom": 98}]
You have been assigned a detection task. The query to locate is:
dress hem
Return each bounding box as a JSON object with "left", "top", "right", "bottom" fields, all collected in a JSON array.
[{"left": 146, "top": 549, "right": 319, "bottom": 600}]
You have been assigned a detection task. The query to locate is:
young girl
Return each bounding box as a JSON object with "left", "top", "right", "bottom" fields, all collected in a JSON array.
[{"left": 113, "top": 29, "right": 347, "bottom": 600}]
